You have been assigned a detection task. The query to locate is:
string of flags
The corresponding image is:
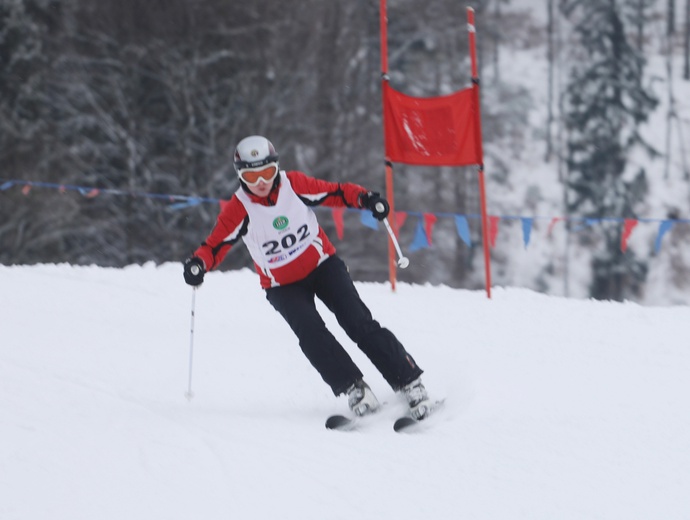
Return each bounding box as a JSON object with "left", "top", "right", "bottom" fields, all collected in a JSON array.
[{"left": 3, "top": 178, "right": 688, "bottom": 254}]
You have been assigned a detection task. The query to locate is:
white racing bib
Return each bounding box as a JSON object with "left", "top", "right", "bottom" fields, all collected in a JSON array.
[{"left": 235, "top": 171, "right": 321, "bottom": 272}]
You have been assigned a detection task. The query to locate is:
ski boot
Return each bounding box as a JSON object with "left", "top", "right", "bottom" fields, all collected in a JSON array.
[
  {"left": 401, "top": 377, "right": 432, "bottom": 420},
  {"left": 346, "top": 379, "right": 380, "bottom": 416}
]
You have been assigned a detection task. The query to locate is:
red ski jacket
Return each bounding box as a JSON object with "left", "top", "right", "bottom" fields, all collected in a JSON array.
[{"left": 193, "top": 170, "right": 369, "bottom": 288}]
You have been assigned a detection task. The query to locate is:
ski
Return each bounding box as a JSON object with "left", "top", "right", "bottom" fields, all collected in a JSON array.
[
  {"left": 326, "top": 400, "right": 444, "bottom": 433},
  {"left": 393, "top": 416, "right": 419, "bottom": 432},
  {"left": 325, "top": 414, "right": 358, "bottom": 431},
  {"left": 325, "top": 399, "right": 389, "bottom": 431}
]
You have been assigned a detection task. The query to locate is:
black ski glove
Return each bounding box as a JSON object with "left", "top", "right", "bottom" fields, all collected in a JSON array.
[
  {"left": 360, "top": 191, "right": 390, "bottom": 221},
  {"left": 183, "top": 257, "right": 205, "bottom": 286}
]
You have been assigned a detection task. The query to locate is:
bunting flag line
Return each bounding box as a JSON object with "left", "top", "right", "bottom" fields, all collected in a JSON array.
[
  {"left": 79, "top": 188, "right": 100, "bottom": 198},
  {"left": 0, "top": 179, "right": 217, "bottom": 205},
  {"left": 3, "top": 178, "right": 689, "bottom": 255},
  {"left": 571, "top": 218, "right": 598, "bottom": 232},
  {"left": 168, "top": 198, "right": 203, "bottom": 211}
]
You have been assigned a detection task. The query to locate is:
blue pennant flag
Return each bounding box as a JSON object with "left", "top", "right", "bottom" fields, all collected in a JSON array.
[
  {"left": 454, "top": 215, "right": 472, "bottom": 247},
  {"left": 409, "top": 219, "right": 430, "bottom": 252},
  {"left": 360, "top": 210, "right": 379, "bottom": 230},
  {"left": 521, "top": 218, "right": 533, "bottom": 248},
  {"left": 654, "top": 220, "right": 674, "bottom": 253},
  {"left": 0, "top": 181, "right": 14, "bottom": 191}
]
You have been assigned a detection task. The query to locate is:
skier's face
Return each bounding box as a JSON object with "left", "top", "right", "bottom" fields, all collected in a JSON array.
[
  {"left": 240, "top": 164, "right": 278, "bottom": 186},
  {"left": 246, "top": 175, "right": 274, "bottom": 197},
  {"left": 241, "top": 164, "right": 278, "bottom": 198}
]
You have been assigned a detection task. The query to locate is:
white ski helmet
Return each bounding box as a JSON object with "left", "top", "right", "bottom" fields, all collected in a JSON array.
[{"left": 233, "top": 135, "right": 279, "bottom": 175}]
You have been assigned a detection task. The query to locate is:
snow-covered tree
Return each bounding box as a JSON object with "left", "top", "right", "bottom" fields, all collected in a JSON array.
[
  {"left": 0, "top": 0, "right": 77, "bottom": 264},
  {"left": 561, "top": 0, "right": 658, "bottom": 300},
  {"left": 623, "top": 0, "right": 658, "bottom": 52}
]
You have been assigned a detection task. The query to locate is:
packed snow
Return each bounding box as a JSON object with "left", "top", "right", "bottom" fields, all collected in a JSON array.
[{"left": 2, "top": 262, "right": 689, "bottom": 520}]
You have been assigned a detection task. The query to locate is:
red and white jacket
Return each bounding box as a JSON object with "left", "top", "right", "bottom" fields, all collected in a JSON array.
[{"left": 193, "top": 170, "right": 369, "bottom": 288}]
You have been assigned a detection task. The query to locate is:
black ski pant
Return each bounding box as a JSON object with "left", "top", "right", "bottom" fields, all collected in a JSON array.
[{"left": 265, "top": 255, "right": 423, "bottom": 396}]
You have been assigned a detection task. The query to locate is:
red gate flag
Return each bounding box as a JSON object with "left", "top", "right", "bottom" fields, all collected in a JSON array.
[{"left": 382, "top": 82, "right": 480, "bottom": 167}]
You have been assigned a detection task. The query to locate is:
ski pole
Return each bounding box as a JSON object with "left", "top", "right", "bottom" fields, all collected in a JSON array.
[
  {"left": 380, "top": 209, "right": 410, "bottom": 269},
  {"left": 185, "top": 284, "right": 198, "bottom": 401}
]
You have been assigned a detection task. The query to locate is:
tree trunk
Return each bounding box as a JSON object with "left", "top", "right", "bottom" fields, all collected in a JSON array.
[
  {"left": 493, "top": 0, "right": 501, "bottom": 83},
  {"left": 683, "top": 0, "right": 690, "bottom": 80},
  {"left": 636, "top": 0, "right": 645, "bottom": 51},
  {"left": 668, "top": 0, "right": 676, "bottom": 35},
  {"left": 546, "top": 0, "right": 555, "bottom": 161}
]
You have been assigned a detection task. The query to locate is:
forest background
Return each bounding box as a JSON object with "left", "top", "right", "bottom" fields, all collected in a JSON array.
[{"left": 1, "top": 0, "right": 689, "bottom": 305}]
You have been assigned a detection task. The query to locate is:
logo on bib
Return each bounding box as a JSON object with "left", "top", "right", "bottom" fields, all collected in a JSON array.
[{"left": 273, "top": 216, "right": 289, "bottom": 230}]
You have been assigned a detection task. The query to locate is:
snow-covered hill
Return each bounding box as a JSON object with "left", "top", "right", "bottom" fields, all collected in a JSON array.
[{"left": 2, "top": 263, "right": 689, "bottom": 519}]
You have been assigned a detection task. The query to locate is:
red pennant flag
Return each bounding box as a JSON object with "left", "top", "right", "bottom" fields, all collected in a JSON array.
[
  {"left": 395, "top": 211, "right": 408, "bottom": 232},
  {"left": 332, "top": 207, "right": 345, "bottom": 240},
  {"left": 548, "top": 217, "right": 564, "bottom": 236},
  {"left": 621, "top": 219, "right": 638, "bottom": 252},
  {"left": 488, "top": 215, "right": 500, "bottom": 248},
  {"left": 423, "top": 213, "right": 438, "bottom": 245},
  {"left": 22, "top": 184, "right": 32, "bottom": 195},
  {"left": 383, "top": 83, "right": 480, "bottom": 166}
]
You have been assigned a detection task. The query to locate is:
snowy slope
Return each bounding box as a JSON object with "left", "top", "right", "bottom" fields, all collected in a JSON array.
[{"left": 1, "top": 263, "right": 689, "bottom": 520}]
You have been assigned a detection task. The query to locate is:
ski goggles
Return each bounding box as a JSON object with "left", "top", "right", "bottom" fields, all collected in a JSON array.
[{"left": 238, "top": 163, "right": 279, "bottom": 186}]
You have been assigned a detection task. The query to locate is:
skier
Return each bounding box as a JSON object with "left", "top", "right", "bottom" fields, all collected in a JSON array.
[{"left": 183, "top": 135, "right": 432, "bottom": 419}]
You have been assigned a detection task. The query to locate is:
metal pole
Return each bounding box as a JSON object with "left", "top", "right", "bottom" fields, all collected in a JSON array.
[
  {"left": 467, "top": 7, "right": 492, "bottom": 299},
  {"left": 382, "top": 214, "right": 410, "bottom": 269},
  {"left": 185, "top": 286, "right": 198, "bottom": 401},
  {"left": 380, "top": 0, "right": 398, "bottom": 291}
]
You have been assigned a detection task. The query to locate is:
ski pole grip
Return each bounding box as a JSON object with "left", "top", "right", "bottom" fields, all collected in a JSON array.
[
  {"left": 375, "top": 202, "right": 386, "bottom": 213},
  {"left": 190, "top": 265, "right": 200, "bottom": 276}
]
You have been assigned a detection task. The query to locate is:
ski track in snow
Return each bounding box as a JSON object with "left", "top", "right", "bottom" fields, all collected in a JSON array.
[{"left": 2, "top": 262, "right": 689, "bottom": 520}]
